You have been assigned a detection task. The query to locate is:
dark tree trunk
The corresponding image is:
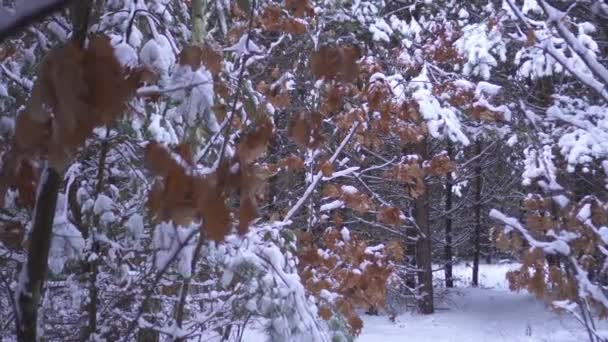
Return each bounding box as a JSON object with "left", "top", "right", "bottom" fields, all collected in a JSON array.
[
  {"left": 444, "top": 142, "right": 454, "bottom": 288},
  {"left": 472, "top": 139, "right": 483, "bottom": 287},
  {"left": 173, "top": 236, "right": 204, "bottom": 342},
  {"left": 16, "top": 167, "right": 61, "bottom": 342},
  {"left": 415, "top": 140, "right": 434, "bottom": 314},
  {"left": 0, "top": 0, "right": 73, "bottom": 42}
]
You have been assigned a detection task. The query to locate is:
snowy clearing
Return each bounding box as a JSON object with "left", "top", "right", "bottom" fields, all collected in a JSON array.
[{"left": 243, "top": 262, "right": 602, "bottom": 342}]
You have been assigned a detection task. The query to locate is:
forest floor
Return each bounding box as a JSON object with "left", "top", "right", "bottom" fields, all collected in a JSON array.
[
  {"left": 359, "top": 262, "right": 596, "bottom": 342},
  {"left": 244, "top": 262, "right": 605, "bottom": 341}
]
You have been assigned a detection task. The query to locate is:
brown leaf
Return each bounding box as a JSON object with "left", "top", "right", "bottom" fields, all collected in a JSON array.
[
  {"left": 378, "top": 207, "right": 403, "bottom": 225},
  {"left": 278, "top": 154, "right": 305, "bottom": 171},
  {"left": 385, "top": 241, "right": 404, "bottom": 261},
  {"left": 268, "top": 93, "right": 291, "bottom": 109},
  {"left": 344, "top": 193, "right": 374, "bottom": 213},
  {"left": 320, "top": 160, "right": 333, "bottom": 177},
  {"left": 495, "top": 231, "right": 511, "bottom": 252},
  {"left": 179, "top": 45, "right": 204, "bottom": 69},
  {"left": 13, "top": 110, "right": 52, "bottom": 155},
  {"left": 284, "top": 18, "right": 308, "bottom": 34},
  {"left": 199, "top": 190, "right": 231, "bottom": 241},
  {"left": 322, "top": 184, "right": 341, "bottom": 198},
  {"left": 526, "top": 28, "right": 537, "bottom": 47},
  {"left": 14, "top": 159, "right": 39, "bottom": 208},
  {"left": 0, "top": 221, "right": 25, "bottom": 250},
  {"left": 83, "top": 34, "right": 138, "bottom": 123},
  {"left": 468, "top": 106, "right": 505, "bottom": 122},
  {"left": 12, "top": 35, "right": 138, "bottom": 172},
  {"left": 260, "top": 5, "right": 283, "bottom": 32},
  {"left": 319, "top": 305, "right": 333, "bottom": 320},
  {"left": 239, "top": 194, "right": 258, "bottom": 234},
  {"left": 310, "top": 46, "right": 360, "bottom": 83},
  {"left": 385, "top": 161, "right": 426, "bottom": 198},
  {"left": 288, "top": 112, "right": 324, "bottom": 149},
  {"left": 237, "top": 115, "right": 273, "bottom": 164},
  {"left": 425, "top": 152, "right": 456, "bottom": 176},
  {"left": 286, "top": 0, "right": 314, "bottom": 18},
  {"left": 179, "top": 44, "right": 222, "bottom": 75},
  {"left": 145, "top": 142, "right": 172, "bottom": 177}
]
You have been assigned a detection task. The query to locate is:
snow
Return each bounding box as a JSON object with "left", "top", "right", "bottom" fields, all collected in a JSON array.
[
  {"left": 140, "top": 35, "right": 176, "bottom": 74},
  {"left": 340, "top": 227, "right": 350, "bottom": 242},
  {"left": 152, "top": 222, "right": 198, "bottom": 277},
  {"left": 49, "top": 193, "right": 85, "bottom": 274},
  {"left": 490, "top": 209, "right": 572, "bottom": 255},
  {"left": 126, "top": 214, "right": 144, "bottom": 239},
  {"left": 456, "top": 21, "right": 506, "bottom": 80},
  {"left": 341, "top": 185, "right": 359, "bottom": 194},
  {"left": 168, "top": 65, "right": 215, "bottom": 126},
  {"left": 320, "top": 199, "right": 344, "bottom": 212},
  {"left": 93, "top": 194, "right": 113, "bottom": 215},
  {"left": 225, "top": 34, "right": 264, "bottom": 56},
  {"left": 408, "top": 68, "right": 471, "bottom": 145},
  {"left": 599, "top": 226, "right": 608, "bottom": 244},
  {"left": 370, "top": 18, "right": 393, "bottom": 42},
  {"left": 576, "top": 203, "right": 591, "bottom": 222},
  {"left": 243, "top": 263, "right": 605, "bottom": 342},
  {"left": 360, "top": 287, "right": 588, "bottom": 342}
]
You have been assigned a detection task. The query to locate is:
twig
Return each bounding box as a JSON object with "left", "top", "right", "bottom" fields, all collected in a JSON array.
[
  {"left": 121, "top": 228, "right": 200, "bottom": 342},
  {"left": 282, "top": 122, "right": 361, "bottom": 222}
]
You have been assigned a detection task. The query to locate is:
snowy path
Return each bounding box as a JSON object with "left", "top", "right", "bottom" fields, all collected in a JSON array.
[
  {"left": 245, "top": 263, "right": 601, "bottom": 341},
  {"left": 359, "top": 263, "right": 593, "bottom": 342},
  {"left": 360, "top": 287, "right": 584, "bottom": 342}
]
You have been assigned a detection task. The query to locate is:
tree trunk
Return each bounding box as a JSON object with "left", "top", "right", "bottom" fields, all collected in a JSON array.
[
  {"left": 173, "top": 235, "right": 204, "bottom": 341},
  {"left": 85, "top": 135, "right": 109, "bottom": 339},
  {"left": 16, "top": 166, "right": 61, "bottom": 342},
  {"left": 415, "top": 140, "right": 434, "bottom": 314},
  {"left": 444, "top": 142, "right": 454, "bottom": 288},
  {"left": 70, "top": 0, "right": 92, "bottom": 46},
  {"left": 172, "top": 2, "right": 209, "bottom": 337},
  {"left": 401, "top": 148, "right": 416, "bottom": 290},
  {"left": 191, "top": 0, "right": 206, "bottom": 44},
  {"left": 472, "top": 138, "right": 483, "bottom": 287}
]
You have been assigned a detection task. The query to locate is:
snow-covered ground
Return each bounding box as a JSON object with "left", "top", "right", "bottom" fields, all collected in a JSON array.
[
  {"left": 244, "top": 262, "right": 600, "bottom": 342},
  {"left": 361, "top": 262, "right": 597, "bottom": 342}
]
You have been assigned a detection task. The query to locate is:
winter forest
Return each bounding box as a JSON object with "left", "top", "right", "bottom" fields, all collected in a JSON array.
[{"left": 4, "top": 0, "right": 608, "bottom": 341}]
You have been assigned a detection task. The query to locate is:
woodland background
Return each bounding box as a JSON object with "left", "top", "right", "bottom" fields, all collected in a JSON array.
[{"left": 1, "top": 0, "right": 608, "bottom": 341}]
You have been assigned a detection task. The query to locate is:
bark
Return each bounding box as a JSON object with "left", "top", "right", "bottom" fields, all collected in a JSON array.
[
  {"left": 401, "top": 147, "right": 417, "bottom": 289},
  {"left": 472, "top": 138, "right": 483, "bottom": 287},
  {"left": 173, "top": 236, "right": 204, "bottom": 341},
  {"left": 16, "top": 166, "right": 61, "bottom": 342},
  {"left": 444, "top": 142, "right": 454, "bottom": 288},
  {"left": 84, "top": 136, "right": 109, "bottom": 339},
  {"left": 172, "top": 1, "right": 208, "bottom": 335},
  {"left": 70, "top": 0, "right": 92, "bottom": 47},
  {"left": 415, "top": 140, "right": 434, "bottom": 314},
  {"left": 191, "top": 0, "right": 206, "bottom": 44},
  {"left": 0, "top": 0, "right": 72, "bottom": 42}
]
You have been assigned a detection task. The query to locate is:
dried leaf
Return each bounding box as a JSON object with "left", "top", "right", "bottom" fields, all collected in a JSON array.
[
  {"left": 320, "top": 160, "right": 333, "bottom": 177},
  {"left": 319, "top": 305, "right": 333, "bottom": 320},
  {"left": 237, "top": 115, "right": 273, "bottom": 164},
  {"left": 200, "top": 190, "right": 231, "bottom": 241},
  {"left": 286, "top": 0, "right": 314, "bottom": 18},
  {"left": 179, "top": 44, "right": 222, "bottom": 75},
  {"left": 526, "top": 28, "right": 537, "bottom": 47},
  {"left": 239, "top": 194, "right": 258, "bottom": 234},
  {"left": 378, "top": 207, "right": 403, "bottom": 225},
  {"left": 310, "top": 46, "right": 360, "bottom": 83},
  {"left": 288, "top": 112, "right": 324, "bottom": 149},
  {"left": 425, "top": 152, "right": 456, "bottom": 176}
]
